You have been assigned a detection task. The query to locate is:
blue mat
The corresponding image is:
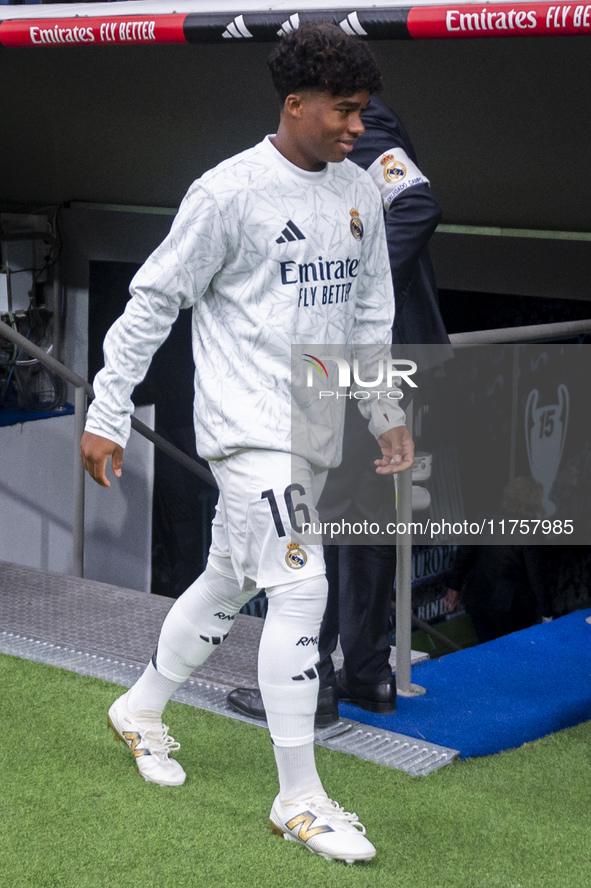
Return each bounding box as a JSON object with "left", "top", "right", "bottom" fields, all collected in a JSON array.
[{"left": 339, "top": 607, "right": 591, "bottom": 759}]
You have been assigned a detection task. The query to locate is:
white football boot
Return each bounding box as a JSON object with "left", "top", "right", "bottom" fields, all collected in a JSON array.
[
  {"left": 269, "top": 790, "right": 376, "bottom": 863},
  {"left": 107, "top": 690, "right": 186, "bottom": 786}
]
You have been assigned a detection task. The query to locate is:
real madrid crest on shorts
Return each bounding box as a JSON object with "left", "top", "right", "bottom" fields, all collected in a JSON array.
[
  {"left": 349, "top": 208, "right": 364, "bottom": 241},
  {"left": 285, "top": 542, "right": 307, "bottom": 569},
  {"left": 381, "top": 153, "right": 407, "bottom": 184}
]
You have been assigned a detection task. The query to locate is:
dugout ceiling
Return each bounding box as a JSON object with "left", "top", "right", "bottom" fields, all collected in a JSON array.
[{"left": 1, "top": 3, "right": 590, "bottom": 299}]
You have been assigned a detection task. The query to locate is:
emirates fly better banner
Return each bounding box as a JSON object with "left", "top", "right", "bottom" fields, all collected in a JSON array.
[
  {"left": 407, "top": 2, "right": 591, "bottom": 36},
  {"left": 0, "top": 15, "right": 186, "bottom": 47},
  {"left": 1, "top": 4, "right": 591, "bottom": 47}
]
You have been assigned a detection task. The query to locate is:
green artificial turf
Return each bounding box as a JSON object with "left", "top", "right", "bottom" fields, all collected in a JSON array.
[{"left": 1, "top": 652, "right": 589, "bottom": 888}]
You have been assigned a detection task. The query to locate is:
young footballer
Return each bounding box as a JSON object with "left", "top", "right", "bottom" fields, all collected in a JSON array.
[{"left": 80, "top": 22, "right": 413, "bottom": 864}]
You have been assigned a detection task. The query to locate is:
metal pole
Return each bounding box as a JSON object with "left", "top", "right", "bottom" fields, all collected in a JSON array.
[
  {"left": 411, "top": 614, "right": 462, "bottom": 653},
  {"left": 395, "top": 400, "right": 425, "bottom": 697},
  {"left": 449, "top": 317, "right": 591, "bottom": 346},
  {"left": 0, "top": 318, "right": 217, "bottom": 487},
  {"left": 73, "top": 386, "right": 86, "bottom": 577},
  {"left": 52, "top": 260, "right": 61, "bottom": 363}
]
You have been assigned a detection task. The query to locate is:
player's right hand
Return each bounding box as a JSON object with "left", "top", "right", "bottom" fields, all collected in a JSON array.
[{"left": 80, "top": 430, "right": 124, "bottom": 488}]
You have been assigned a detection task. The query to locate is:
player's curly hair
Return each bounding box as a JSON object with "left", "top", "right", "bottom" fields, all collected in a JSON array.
[{"left": 267, "top": 22, "right": 382, "bottom": 103}]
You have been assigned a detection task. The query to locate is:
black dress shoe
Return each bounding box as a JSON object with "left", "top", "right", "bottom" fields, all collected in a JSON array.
[
  {"left": 335, "top": 668, "right": 396, "bottom": 714},
  {"left": 226, "top": 684, "right": 339, "bottom": 729},
  {"left": 227, "top": 686, "right": 267, "bottom": 720}
]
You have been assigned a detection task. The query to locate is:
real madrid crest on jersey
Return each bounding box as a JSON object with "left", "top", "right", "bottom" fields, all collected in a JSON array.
[
  {"left": 349, "top": 208, "right": 364, "bottom": 242},
  {"left": 285, "top": 542, "right": 307, "bottom": 569},
  {"left": 381, "top": 153, "right": 407, "bottom": 184}
]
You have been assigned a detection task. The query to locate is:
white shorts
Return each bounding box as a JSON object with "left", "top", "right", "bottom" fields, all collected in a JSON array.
[{"left": 208, "top": 450, "right": 326, "bottom": 591}]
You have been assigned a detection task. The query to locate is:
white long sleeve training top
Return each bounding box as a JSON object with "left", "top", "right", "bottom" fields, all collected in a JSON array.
[{"left": 85, "top": 136, "right": 403, "bottom": 468}]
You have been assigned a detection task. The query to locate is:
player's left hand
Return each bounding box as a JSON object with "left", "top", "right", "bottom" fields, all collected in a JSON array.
[
  {"left": 80, "top": 430, "right": 124, "bottom": 488},
  {"left": 375, "top": 425, "right": 414, "bottom": 475}
]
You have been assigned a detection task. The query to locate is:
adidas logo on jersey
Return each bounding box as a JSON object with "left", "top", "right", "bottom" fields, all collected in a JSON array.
[{"left": 276, "top": 220, "right": 306, "bottom": 244}]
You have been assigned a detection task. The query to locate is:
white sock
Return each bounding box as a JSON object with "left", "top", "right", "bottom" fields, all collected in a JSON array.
[
  {"left": 126, "top": 556, "right": 249, "bottom": 712},
  {"left": 154, "top": 557, "right": 249, "bottom": 682},
  {"left": 127, "top": 661, "right": 182, "bottom": 714},
  {"left": 273, "top": 743, "right": 322, "bottom": 803},
  {"left": 258, "top": 574, "right": 328, "bottom": 746},
  {"left": 257, "top": 574, "right": 328, "bottom": 800}
]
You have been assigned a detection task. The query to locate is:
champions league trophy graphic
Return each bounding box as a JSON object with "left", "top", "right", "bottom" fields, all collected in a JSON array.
[{"left": 525, "top": 384, "right": 569, "bottom": 517}]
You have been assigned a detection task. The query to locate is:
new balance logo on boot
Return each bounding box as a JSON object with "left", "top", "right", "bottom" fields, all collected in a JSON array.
[
  {"left": 269, "top": 791, "right": 376, "bottom": 863},
  {"left": 107, "top": 690, "right": 186, "bottom": 786}
]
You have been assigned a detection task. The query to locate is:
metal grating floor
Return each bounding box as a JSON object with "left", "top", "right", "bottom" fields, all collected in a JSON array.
[{"left": 0, "top": 560, "right": 458, "bottom": 775}]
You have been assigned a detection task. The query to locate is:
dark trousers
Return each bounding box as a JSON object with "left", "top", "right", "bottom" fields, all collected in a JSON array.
[
  {"left": 318, "top": 544, "right": 397, "bottom": 687},
  {"left": 466, "top": 591, "right": 537, "bottom": 644}
]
